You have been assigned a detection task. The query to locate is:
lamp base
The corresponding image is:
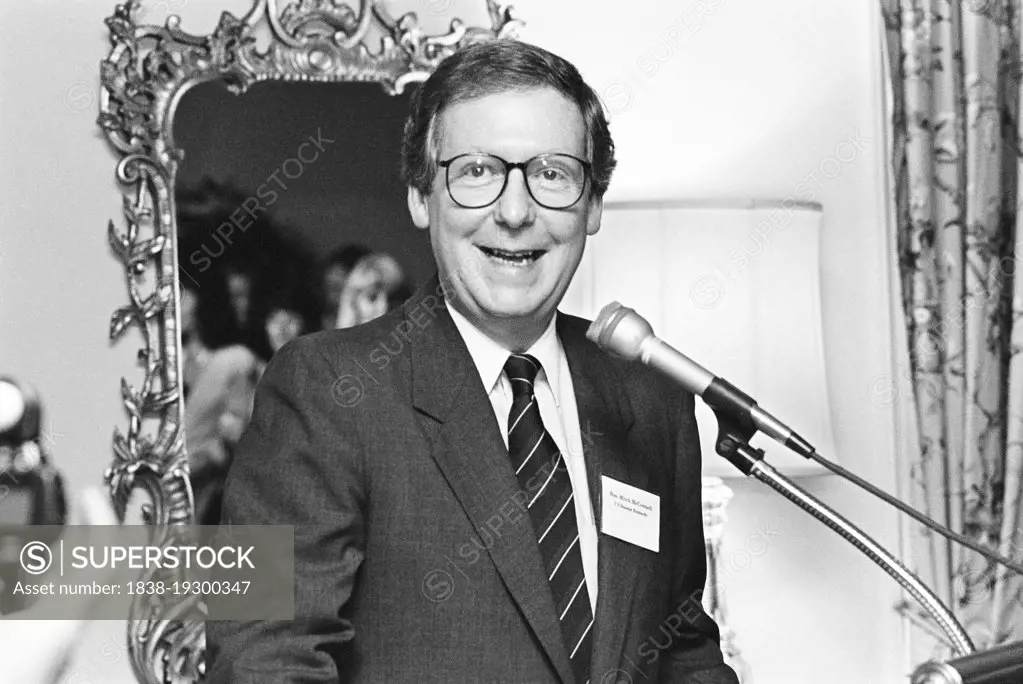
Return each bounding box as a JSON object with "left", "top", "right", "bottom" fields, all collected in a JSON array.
[{"left": 702, "top": 476, "right": 751, "bottom": 682}]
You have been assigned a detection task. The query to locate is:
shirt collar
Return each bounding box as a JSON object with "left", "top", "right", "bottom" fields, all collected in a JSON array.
[{"left": 446, "top": 300, "right": 563, "bottom": 407}]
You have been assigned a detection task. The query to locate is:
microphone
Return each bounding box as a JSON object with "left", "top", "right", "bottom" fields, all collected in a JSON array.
[
  {"left": 912, "top": 639, "right": 1023, "bottom": 684},
  {"left": 586, "top": 303, "right": 1023, "bottom": 580},
  {"left": 584, "top": 302, "right": 980, "bottom": 656},
  {"left": 586, "top": 301, "right": 815, "bottom": 458}
]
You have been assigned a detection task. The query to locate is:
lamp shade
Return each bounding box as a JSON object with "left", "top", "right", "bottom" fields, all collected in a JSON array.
[{"left": 560, "top": 200, "right": 836, "bottom": 477}]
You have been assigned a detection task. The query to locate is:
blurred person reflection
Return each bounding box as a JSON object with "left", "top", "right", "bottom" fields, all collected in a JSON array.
[
  {"left": 177, "top": 178, "right": 264, "bottom": 333},
  {"left": 179, "top": 272, "right": 260, "bottom": 525},
  {"left": 320, "top": 244, "right": 372, "bottom": 330},
  {"left": 250, "top": 272, "right": 320, "bottom": 359},
  {"left": 335, "top": 253, "right": 412, "bottom": 329}
]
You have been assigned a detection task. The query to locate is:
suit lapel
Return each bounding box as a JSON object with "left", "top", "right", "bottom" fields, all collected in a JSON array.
[
  {"left": 408, "top": 277, "right": 576, "bottom": 684},
  {"left": 558, "top": 315, "right": 656, "bottom": 682}
]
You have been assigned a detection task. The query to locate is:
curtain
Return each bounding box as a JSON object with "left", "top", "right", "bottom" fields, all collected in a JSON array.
[{"left": 881, "top": 0, "right": 1023, "bottom": 655}]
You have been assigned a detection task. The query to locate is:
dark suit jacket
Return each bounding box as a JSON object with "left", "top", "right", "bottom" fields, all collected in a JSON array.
[{"left": 206, "top": 276, "right": 739, "bottom": 684}]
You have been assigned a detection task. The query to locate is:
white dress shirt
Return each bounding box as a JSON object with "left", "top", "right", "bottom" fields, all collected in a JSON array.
[{"left": 447, "top": 303, "right": 599, "bottom": 613}]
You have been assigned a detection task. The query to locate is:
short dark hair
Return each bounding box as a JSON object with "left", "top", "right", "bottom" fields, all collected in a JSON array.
[
  {"left": 178, "top": 268, "right": 243, "bottom": 351},
  {"left": 400, "top": 39, "right": 616, "bottom": 199}
]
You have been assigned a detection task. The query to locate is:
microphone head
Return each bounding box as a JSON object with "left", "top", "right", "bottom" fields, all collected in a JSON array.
[{"left": 586, "top": 302, "right": 654, "bottom": 361}]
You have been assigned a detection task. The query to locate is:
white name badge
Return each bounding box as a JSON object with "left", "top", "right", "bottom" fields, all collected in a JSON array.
[{"left": 600, "top": 476, "right": 660, "bottom": 552}]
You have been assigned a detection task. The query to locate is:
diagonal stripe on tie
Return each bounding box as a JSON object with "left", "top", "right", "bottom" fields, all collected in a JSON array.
[
  {"left": 539, "top": 493, "right": 574, "bottom": 543},
  {"left": 504, "top": 353, "right": 592, "bottom": 684}
]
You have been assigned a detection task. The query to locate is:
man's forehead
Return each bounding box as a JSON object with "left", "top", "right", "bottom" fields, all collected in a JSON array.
[{"left": 435, "top": 87, "right": 587, "bottom": 155}]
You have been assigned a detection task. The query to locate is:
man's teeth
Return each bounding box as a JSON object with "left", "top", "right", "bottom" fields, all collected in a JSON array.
[{"left": 481, "top": 247, "right": 543, "bottom": 263}]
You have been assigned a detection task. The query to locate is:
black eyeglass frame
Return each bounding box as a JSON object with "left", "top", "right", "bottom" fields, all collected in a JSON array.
[{"left": 436, "top": 152, "right": 593, "bottom": 210}]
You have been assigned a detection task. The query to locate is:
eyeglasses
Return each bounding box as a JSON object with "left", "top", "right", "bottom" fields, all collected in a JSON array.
[{"left": 437, "top": 153, "right": 591, "bottom": 209}]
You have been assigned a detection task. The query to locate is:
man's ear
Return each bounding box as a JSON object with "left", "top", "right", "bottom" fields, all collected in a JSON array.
[
  {"left": 407, "top": 186, "right": 430, "bottom": 230},
  {"left": 585, "top": 195, "right": 603, "bottom": 236}
]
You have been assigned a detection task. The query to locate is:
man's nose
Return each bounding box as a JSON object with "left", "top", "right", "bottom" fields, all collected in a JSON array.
[{"left": 495, "top": 168, "right": 535, "bottom": 228}]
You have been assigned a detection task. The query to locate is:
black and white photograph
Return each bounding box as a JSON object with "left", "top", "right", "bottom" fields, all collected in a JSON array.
[{"left": 1, "top": 0, "right": 1022, "bottom": 682}]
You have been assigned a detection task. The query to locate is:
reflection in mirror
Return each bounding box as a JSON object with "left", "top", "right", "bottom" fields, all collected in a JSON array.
[{"left": 172, "top": 82, "right": 429, "bottom": 523}]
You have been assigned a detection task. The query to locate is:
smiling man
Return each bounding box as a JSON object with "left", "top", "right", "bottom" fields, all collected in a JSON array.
[{"left": 207, "top": 39, "right": 738, "bottom": 684}]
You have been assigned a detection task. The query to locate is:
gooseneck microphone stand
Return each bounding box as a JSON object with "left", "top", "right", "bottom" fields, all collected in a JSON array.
[
  {"left": 711, "top": 414, "right": 976, "bottom": 658},
  {"left": 584, "top": 302, "right": 1022, "bottom": 681}
]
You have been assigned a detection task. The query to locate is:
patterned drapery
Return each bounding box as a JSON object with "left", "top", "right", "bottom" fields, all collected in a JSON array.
[{"left": 881, "top": 0, "right": 1023, "bottom": 656}]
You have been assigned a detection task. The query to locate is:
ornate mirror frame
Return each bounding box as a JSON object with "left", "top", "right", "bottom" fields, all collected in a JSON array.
[{"left": 97, "top": 1, "right": 522, "bottom": 681}]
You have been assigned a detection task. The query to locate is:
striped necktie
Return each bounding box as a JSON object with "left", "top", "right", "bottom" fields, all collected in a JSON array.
[{"left": 504, "top": 353, "right": 593, "bottom": 684}]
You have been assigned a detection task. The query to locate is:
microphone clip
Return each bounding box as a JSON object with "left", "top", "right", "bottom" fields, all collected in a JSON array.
[
  {"left": 712, "top": 414, "right": 765, "bottom": 476},
  {"left": 704, "top": 378, "right": 766, "bottom": 475}
]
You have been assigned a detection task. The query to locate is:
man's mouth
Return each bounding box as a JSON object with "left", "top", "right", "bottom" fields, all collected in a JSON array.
[{"left": 478, "top": 245, "right": 547, "bottom": 265}]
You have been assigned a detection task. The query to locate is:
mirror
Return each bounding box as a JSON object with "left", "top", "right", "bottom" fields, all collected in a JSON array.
[
  {"left": 98, "top": 1, "right": 522, "bottom": 681},
  {"left": 173, "top": 80, "right": 432, "bottom": 524}
]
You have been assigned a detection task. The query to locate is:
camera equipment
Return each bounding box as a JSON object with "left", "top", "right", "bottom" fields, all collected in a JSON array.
[{"left": 0, "top": 377, "right": 67, "bottom": 613}]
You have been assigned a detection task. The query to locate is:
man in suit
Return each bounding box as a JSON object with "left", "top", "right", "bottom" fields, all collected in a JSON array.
[{"left": 206, "top": 39, "right": 739, "bottom": 684}]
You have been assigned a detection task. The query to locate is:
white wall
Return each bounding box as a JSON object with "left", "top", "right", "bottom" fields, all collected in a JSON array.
[{"left": 0, "top": 0, "right": 907, "bottom": 682}]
